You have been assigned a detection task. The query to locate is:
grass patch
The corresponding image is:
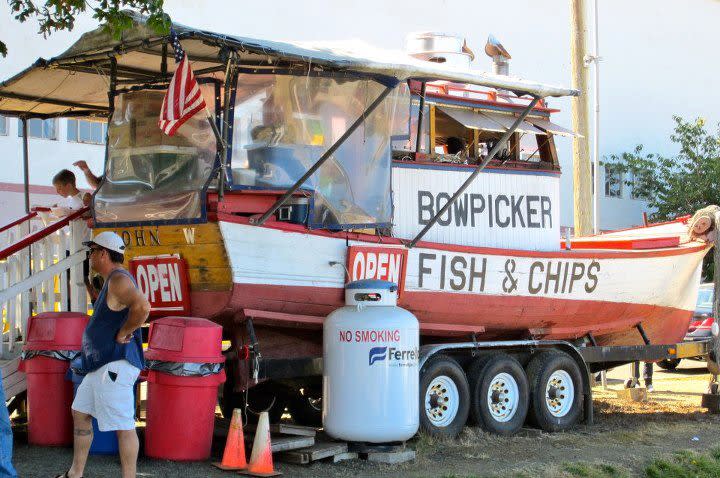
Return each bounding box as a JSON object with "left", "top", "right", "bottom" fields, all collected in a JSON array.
[
  {"left": 561, "top": 462, "right": 630, "bottom": 478},
  {"left": 645, "top": 448, "right": 720, "bottom": 478}
]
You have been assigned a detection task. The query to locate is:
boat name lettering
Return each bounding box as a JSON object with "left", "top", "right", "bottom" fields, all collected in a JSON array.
[
  {"left": 417, "top": 191, "right": 552, "bottom": 229},
  {"left": 119, "top": 228, "right": 161, "bottom": 247},
  {"left": 338, "top": 329, "right": 401, "bottom": 343}
]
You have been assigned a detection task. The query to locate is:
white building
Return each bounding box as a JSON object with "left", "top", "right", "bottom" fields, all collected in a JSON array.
[{"left": 1, "top": 0, "right": 719, "bottom": 231}]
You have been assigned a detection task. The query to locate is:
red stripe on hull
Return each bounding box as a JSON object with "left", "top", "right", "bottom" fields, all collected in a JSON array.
[{"left": 223, "top": 283, "right": 692, "bottom": 346}]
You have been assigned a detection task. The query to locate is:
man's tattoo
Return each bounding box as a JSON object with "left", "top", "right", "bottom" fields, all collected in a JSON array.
[{"left": 74, "top": 428, "right": 93, "bottom": 436}]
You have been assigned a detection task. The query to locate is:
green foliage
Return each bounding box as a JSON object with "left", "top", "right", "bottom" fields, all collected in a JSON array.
[
  {"left": 3, "top": 0, "right": 170, "bottom": 57},
  {"left": 604, "top": 116, "right": 720, "bottom": 223},
  {"left": 645, "top": 448, "right": 720, "bottom": 478}
]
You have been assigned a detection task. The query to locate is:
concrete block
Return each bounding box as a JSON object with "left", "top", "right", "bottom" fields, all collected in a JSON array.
[{"left": 366, "top": 449, "right": 416, "bottom": 464}]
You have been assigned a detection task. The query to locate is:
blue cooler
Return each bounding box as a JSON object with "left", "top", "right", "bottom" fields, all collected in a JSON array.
[{"left": 66, "top": 361, "right": 119, "bottom": 455}]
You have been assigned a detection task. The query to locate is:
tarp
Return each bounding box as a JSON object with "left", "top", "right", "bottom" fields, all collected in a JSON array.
[
  {"left": 439, "top": 106, "right": 544, "bottom": 135},
  {"left": 0, "top": 12, "right": 578, "bottom": 118},
  {"left": 525, "top": 116, "right": 577, "bottom": 137}
]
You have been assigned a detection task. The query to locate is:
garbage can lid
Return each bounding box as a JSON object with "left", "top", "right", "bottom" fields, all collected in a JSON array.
[
  {"left": 145, "top": 317, "right": 224, "bottom": 363},
  {"left": 23, "top": 312, "right": 89, "bottom": 352}
]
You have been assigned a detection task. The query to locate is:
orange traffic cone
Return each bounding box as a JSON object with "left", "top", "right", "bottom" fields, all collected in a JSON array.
[
  {"left": 212, "top": 408, "right": 247, "bottom": 471},
  {"left": 239, "top": 411, "right": 282, "bottom": 477}
]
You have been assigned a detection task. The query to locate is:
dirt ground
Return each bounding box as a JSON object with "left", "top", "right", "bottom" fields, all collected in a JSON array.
[{"left": 12, "top": 361, "right": 720, "bottom": 478}]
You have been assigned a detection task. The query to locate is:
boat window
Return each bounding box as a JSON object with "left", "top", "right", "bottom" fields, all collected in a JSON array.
[
  {"left": 231, "top": 73, "right": 399, "bottom": 229},
  {"left": 94, "top": 88, "right": 217, "bottom": 225}
]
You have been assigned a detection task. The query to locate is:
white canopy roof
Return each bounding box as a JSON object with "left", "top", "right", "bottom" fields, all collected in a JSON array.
[{"left": 0, "top": 13, "right": 578, "bottom": 118}]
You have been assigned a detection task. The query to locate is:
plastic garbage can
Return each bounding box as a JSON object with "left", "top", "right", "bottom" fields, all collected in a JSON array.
[
  {"left": 143, "top": 317, "right": 225, "bottom": 461},
  {"left": 20, "top": 312, "right": 88, "bottom": 446}
]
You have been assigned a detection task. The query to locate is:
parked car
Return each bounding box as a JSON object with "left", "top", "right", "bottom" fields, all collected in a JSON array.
[{"left": 658, "top": 282, "right": 715, "bottom": 370}]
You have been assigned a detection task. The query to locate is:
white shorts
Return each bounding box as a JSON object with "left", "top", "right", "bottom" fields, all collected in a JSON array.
[{"left": 71, "top": 359, "right": 140, "bottom": 432}]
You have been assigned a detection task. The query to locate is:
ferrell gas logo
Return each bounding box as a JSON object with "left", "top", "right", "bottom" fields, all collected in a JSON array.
[{"left": 368, "top": 347, "right": 387, "bottom": 366}]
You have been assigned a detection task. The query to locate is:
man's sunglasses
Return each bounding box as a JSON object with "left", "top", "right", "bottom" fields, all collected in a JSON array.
[{"left": 88, "top": 246, "right": 105, "bottom": 255}]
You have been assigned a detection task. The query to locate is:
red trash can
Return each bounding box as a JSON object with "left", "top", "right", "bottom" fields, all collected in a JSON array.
[
  {"left": 144, "top": 317, "right": 225, "bottom": 461},
  {"left": 20, "top": 312, "right": 89, "bottom": 446}
]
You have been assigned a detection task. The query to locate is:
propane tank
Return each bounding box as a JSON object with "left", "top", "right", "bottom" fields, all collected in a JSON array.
[{"left": 323, "top": 279, "right": 419, "bottom": 443}]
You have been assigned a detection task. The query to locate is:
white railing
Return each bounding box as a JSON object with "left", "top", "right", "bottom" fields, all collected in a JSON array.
[{"left": 0, "top": 208, "right": 89, "bottom": 357}]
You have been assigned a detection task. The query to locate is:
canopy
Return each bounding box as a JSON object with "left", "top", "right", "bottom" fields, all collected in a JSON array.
[
  {"left": 0, "top": 13, "right": 578, "bottom": 119},
  {"left": 439, "top": 106, "right": 544, "bottom": 135}
]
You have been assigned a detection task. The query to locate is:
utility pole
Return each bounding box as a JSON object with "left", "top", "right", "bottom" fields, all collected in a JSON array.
[{"left": 570, "top": 0, "right": 593, "bottom": 236}]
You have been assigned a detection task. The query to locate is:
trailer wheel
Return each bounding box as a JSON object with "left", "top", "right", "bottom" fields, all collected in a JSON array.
[
  {"left": 658, "top": 359, "right": 681, "bottom": 371},
  {"left": 221, "top": 388, "right": 287, "bottom": 424},
  {"left": 526, "top": 351, "right": 583, "bottom": 432},
  {"left": 288, "top": 387, "right": 322, "bottom": 427},
  {"left": 468, "top": 354, "right": 529, "bottom": 435},
  {"left": 419, "top": 354, "right": 470, "bottom": 438}
]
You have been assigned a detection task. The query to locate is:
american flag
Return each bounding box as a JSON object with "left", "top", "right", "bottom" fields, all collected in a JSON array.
[{"left": 158, "top": 28, "right": 207, "bottom": 136}]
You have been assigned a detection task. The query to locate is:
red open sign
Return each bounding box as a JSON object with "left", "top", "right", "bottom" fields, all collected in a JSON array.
[
  {"left": 129, "top": 255, "right": 191, "bottom": 317},
  {"left": 346, "top": 246, "right": 408, "bottom": 293}
]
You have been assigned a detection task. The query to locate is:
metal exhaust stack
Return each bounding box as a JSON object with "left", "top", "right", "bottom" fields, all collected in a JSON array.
[
  {"left": 405, "top": 32, "right": 474, "bottom": 69},
  {"left": 485, "top": 34, "right": 511, "bottom": 76}
]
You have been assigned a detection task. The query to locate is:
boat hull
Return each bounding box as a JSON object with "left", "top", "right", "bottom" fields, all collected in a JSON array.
[{"left": 218, "top": 215, "right": 708, "bottom": 349}]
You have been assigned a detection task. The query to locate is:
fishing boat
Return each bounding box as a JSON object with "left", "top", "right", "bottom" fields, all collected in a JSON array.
[{"left": 0, "top": 17, "right": 709, "bottom": 422}]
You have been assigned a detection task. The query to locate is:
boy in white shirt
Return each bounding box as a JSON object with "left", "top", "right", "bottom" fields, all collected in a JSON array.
[{"left": 51, "top": 169, "right": 90, "bottom": 217}]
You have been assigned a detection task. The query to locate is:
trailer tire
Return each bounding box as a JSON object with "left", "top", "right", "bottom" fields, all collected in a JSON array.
[
  {"left": 657, "top": 359, "right": 681, "bottom": 371},
  {"left": 288, "top": 387, "right": 322, "bottom": 427},
  {"left": 526, "top": 351, "right": 583, "bottom": 432},
  {"left": 221, "top": 389, "right": 287, "bottom": 424},
  {"left": 468, "top": 354, "right": 529, "bottom": 435},
  {"left": 419, "top": 354, "right": 470, "bottom": 438}
]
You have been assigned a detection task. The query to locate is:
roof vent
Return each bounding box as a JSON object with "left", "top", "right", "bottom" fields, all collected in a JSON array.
[{"left": 485, "top": 34, "right": 511, "bottom": 76}]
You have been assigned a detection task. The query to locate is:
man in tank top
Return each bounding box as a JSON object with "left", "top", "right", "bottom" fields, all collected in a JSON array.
[{"left": 57, "top": 231, "right": 150, "bottom": 478}]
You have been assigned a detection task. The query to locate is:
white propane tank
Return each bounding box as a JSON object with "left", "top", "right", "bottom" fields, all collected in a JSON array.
[{"left": 323, "top": 279, "right": 419, "bottom": 443}]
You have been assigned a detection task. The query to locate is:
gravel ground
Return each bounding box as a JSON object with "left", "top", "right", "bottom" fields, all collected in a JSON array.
[{"left": 12, "top": 361, "right": 720, "bottom": 478}]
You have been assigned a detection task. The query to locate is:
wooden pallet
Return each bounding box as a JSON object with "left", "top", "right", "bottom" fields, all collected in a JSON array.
[
  {"left": 277, "top": 441, "right": 348, "bottom": 465},
  {"left": 245, "top": 423, "right": 317, "bottom": 437},
  {"left": 1, "top": 356, "right": 25, "bottom": 399}
]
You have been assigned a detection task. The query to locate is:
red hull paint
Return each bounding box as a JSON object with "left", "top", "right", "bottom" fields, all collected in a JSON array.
[{"left": 221, "top": 282, "right": 692, "bottom": 350}]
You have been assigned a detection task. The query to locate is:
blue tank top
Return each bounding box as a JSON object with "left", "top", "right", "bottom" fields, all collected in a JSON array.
[{"left": 81, "top": 269, "right": 145, "bottom": 373}]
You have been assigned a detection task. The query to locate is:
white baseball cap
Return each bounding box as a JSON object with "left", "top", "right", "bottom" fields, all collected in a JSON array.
[{"left": 83, "top": 231, "right": 126, "bottom": 255}]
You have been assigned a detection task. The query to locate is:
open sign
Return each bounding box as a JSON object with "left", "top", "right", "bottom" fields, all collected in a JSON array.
[
  {"left": 346, "top": 246, "right": 408, "bottom": 293},
  {"left": 129, "top": 255, "right": 191, "bottom": 316}
]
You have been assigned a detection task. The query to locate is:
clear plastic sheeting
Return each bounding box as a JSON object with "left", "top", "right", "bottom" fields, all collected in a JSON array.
[
  {"left": 146, "top": 360, "right": 224, "bottom": 377},
  {"left": 231, "top": 74, "right": 397, "bottom": 228},
  {"left": 94, "top": 88, "right": 217, "bottom": 225},
  {"left": 21, "top": 350, "right": 80, "bottom": 361}
]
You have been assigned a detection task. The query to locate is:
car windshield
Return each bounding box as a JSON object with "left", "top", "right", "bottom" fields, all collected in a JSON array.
[{"left": 697, "top": 287, "right": 714, "bottom": 309}]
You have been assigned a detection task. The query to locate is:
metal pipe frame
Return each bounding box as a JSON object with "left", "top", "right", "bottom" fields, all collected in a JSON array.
[
  {"left": 21, "top": 118, "right": 29, "bottom": 214},
  {"left": 251, "top": 84, "right": 396, "bottom": 226},
  {"left": 415, "top": 81, "right": 427, "bottom": 154},
  {"left": 408, "top": 96, "right": 541, "bottom": 248},
  {"left": 0, "top": 91, "right": 108, "bottom": 113}
]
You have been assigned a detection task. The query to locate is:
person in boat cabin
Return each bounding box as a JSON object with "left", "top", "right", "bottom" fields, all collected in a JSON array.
[{"left": 51, "top": 169, "right": 91, "bottom": 217}]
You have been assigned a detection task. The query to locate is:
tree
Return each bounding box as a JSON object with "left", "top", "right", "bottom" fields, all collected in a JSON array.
[
  {"left": 604, "top": 116, "right": 720, "bottom": 222},
  {"left": 605, "top": 116, "right": 720, "bottom": 279},
  {"left": 3, "top": 0, "right": 170, "bottom": 57}
]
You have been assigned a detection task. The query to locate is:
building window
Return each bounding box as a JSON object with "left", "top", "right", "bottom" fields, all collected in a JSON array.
[
  {"left": 67, "top": 119, "right": 107, "bottom": 145},
  {"left": 604, "top": 165, "right": 623, "bottom": 198},
  {"left": 0, "top": 115, "right": 7, "bottom": 135},
  {"left": 17, "top": 118, "right": 57, "bottom": 140}
]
